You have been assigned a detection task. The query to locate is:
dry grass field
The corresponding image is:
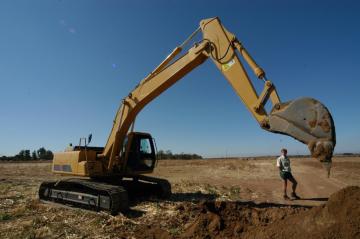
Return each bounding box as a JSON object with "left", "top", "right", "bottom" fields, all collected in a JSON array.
[{"left": 0, "top": 156, "right": 359, "bottom": 238}]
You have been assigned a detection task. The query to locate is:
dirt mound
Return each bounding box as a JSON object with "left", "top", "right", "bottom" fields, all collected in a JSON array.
[
  {"left": 135, "top": 186, "right": 360, "bottom": 239},
  {"left": 177, "top": 186, "right": 360, "bottom": 239},
  {"left": 180, "top": 201, "right": 307, "bottom": 238},
  {"left": 244, "top": 186, "right": 360, "bottom": 239},
  {"left": 133, "top": 200, "right": 306, "bottom": 239}
]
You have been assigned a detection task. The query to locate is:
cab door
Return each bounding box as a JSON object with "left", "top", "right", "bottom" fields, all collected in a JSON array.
[{"left": 124, "top": 133, "right": 156, "bottom": 173}]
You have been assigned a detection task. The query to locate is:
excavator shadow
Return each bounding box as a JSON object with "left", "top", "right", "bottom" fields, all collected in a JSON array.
[
  {"left": 122, "top": 192, "right": 218, "bottom": 218},
  {"left": 118, "top": 180, "right": 218, "bottom": 218},
  {"left": 122, "top": 208, "right": 146, "bottom": 218},
  {"left": 298, "top": 197, "right": 328, "bottom": 202},
  {"left": 234, "top": 200, "right": 313, "bottom": 209},
  {"left": 120, "top": 179, "right": 168, "bottom": 203},
  {"left": 121, "top": 180, "right": 217, "bottom": 204}
]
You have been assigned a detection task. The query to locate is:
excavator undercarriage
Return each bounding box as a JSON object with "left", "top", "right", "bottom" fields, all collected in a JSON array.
[
  {"left": 39, "top": 175, "right": 171, "bottom": 215},
  {"left": 39, "top": 179, "right": 128, "bottom": 215}
]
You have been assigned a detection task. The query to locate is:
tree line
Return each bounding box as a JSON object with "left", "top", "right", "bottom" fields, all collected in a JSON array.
[
  {"left": 0, "top": 148, "right": 202, "bottom": 161},
  {"left": 157, "top": 150, "right": 202, "bottom": 160},
  {"left": 0, "top": 147, "right": 53, "bottom": 161}
]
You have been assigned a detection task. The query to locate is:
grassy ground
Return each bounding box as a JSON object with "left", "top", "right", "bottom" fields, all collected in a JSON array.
[{"left": 0, "top": 157, "right": 359, "bottom": 238}]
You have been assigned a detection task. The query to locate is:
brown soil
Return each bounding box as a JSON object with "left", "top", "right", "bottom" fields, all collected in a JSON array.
[
  {"left": 245, "top": 185, "right": 360, "bottom": 239},
  {"left": 179, "top": 201, "right": 307, "bottom": 239},
  {"left": 0, "top": 157, "right": 359, "bottom": 238},
  {"left": 167, "top": 186, "right": 360, "bottom": 239}
]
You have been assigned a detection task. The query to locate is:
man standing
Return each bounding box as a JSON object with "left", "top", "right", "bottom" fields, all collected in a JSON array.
[{"left": 277, "top": 148, "right": 300, "bottom": 200}]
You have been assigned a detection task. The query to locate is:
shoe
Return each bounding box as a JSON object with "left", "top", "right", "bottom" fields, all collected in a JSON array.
[
  {"left": 291, "top": 192, "right": 300, "bottom": 200},
  {"left": 283, "top": 194, "right": 290, "bottom": 200}
]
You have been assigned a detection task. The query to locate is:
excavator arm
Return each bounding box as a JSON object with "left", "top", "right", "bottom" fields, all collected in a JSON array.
[{"left": 101, "top": 17, "right": 336, "bottom": 172}]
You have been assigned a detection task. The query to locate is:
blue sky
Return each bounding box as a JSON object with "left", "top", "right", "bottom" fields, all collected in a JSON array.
[{"left": 0, "top": 0, "right": 359, "bottom": 157}]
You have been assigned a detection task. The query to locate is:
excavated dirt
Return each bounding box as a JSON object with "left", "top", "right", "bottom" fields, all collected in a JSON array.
[
  {"left": 179, "top": 201, "right": 308, "bottom": 239},
  {"left": 136, "top": 186, "right": 360, "bottom": 239},
  {"left": 241, "top": 185, "right": 360, "bottom": 239}
]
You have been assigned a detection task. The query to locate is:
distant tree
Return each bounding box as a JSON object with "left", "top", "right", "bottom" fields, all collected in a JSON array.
[
  {"left": 36, "top": 147, "right": 53, "bottom": 160},
  {"left": 157, "top": 150, "right": 165, "bottom": 159},
  {"left": 165, "top": 150, "right": 173, "bottom": 159},
  {"left": 45, "top": 150, "right": 53, "bottom": 160},
  {"left": 37, "top": 147, "right": 47, "bottom": 159},
  {"left": 0, "top": 148, "right": 53, "bottom": 161},
  {"left": 31, "top": 150, "right": 38, "bottom": 160},
  {"left": 16, "top": 150, "right": 25, "bottom": 160},
  {"left": 24, "top": 150, "right": 31, "bottom": 160},
  {"left": 157, "top": 149, "right": 202, "bottom": 160}
]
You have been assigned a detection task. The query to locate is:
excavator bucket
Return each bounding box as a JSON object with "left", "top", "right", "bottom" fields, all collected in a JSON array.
[{"left": 267, "top": 98, "right": 336, "bottom": 176}]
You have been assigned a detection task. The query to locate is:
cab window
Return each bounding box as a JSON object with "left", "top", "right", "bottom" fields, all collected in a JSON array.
[{"left": 140, "top": 138, "right": 152, "bottom": 154}]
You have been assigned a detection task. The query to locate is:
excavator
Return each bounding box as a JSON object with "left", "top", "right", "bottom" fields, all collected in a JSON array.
[{"left": 39, "top": 17, "right": 336, "bottom": 214}]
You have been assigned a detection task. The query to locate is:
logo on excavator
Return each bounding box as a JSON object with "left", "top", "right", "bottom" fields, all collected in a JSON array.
[
  {"left": 222, "top": 58, "right": 235, "bottom": 71},
  {"left": 53, "top": 164, "right": 72, "bottom": 172}
]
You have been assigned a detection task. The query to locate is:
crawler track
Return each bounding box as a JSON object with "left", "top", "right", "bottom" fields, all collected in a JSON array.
[
  {"left": 38, "top": 176, "right": 172, "bottom": 215},
  {"left": 39, "top": 178, "right": 129, "bottom": 215},
  {"left": 136, "top": 175, "right": 172, "bottom": 198}
]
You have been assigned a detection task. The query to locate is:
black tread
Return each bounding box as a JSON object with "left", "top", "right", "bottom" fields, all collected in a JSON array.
[
  {"left": 137, "top": 175, "right": 172, "bottom": 198},
  {"left": 39, "top": 178, "right": 129, "bottom": 215}
]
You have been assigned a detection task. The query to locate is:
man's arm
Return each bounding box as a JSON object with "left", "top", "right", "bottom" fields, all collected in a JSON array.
[{"left": 276, "top": 157, "right": 283, "bottom": 171}]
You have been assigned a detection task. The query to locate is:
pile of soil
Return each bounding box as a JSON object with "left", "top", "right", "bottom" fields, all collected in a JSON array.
[
  {"left": 245, "top": 186, "right": 360, "bottom": 239},
  {"left": 134, "top": 200, "right": 306, "bottom": 239},
  {"left": 180, "top": 201, "right": 307, "bottom": 238},
  {"left": 136, "top": 186, "right": 360, "bottom": 239}
]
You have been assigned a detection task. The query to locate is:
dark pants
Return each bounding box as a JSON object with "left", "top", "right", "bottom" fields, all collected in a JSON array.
[
  {"left": 280, "top": 171, "right": 295, "bottom": 181},
  {"left": 280, "top": 171, "right": 297, "bottom": 194}
]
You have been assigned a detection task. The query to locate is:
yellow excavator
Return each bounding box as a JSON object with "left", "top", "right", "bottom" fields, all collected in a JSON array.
[{"left": 39, "top": 17, "right": 336, "bottom": 214}]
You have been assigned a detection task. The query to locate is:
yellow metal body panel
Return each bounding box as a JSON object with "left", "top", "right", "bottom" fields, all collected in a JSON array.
[{"left": 52, "top": 150, "right": 103, "bottom": 176}]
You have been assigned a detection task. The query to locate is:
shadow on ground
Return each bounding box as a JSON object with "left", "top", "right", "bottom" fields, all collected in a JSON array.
[{"left": 299, "top": 197, "right": 328, "bottom": 202}]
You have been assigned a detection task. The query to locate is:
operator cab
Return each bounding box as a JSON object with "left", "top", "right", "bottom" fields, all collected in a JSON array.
[{"left": 122, "top": 132, "right": 157, "bottom": 173}]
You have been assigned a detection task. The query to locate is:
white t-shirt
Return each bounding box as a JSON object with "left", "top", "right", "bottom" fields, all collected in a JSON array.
[{"left": 277, "top": 155, "right": 291, "bottom": 172}]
